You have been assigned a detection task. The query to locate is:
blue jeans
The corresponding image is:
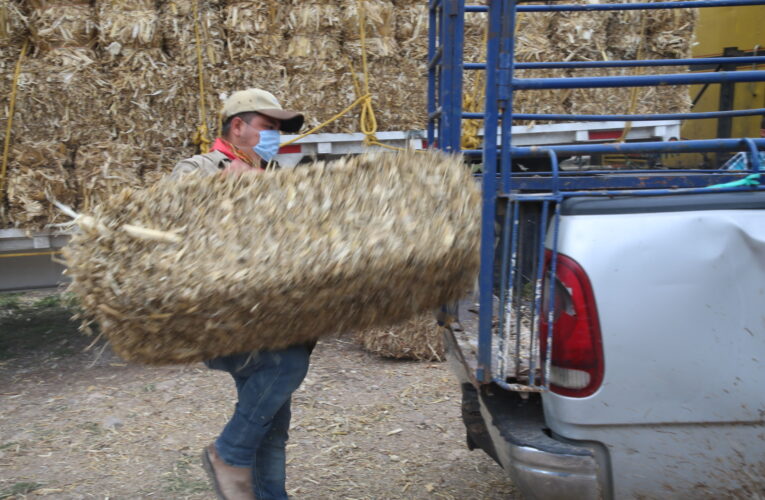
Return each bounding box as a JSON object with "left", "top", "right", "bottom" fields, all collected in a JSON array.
[{"left": 207, "top": 345, "right": 310, "bottom": 500}]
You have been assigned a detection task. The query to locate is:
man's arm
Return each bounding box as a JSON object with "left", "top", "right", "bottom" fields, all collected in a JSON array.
[{"left": 170, "top": 151, "right": 230, "bottom": 179}]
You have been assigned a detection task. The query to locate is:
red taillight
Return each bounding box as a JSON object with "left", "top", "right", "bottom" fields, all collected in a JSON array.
[{"left": 540, "top": 250, "right": 604, "bottom": 398}]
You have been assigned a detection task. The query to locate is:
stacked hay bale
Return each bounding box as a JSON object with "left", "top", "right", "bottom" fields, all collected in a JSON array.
[
  {"left": 97, "top": 0, "right": 174, "bottom": 147},
  {"left": 1, "top": 1, "right": 699, "bottom": 231},
  {"left": 156, "top": 0, "right": 224, "bottom": 166},
  {"left": 540, "top": 0, "right": 696, "bottom": 118},
  {"left": 0, "top": 0, "right": 27, "bottom": 147},
  {"left": 6, "top": 142, "right": 76, "bottom": 229},
  {"left": 221, "top": 0, "right": 288, "bottom": 96},
  {"left": 355, "top": 313, "right": 445, "bottom": 361},
  {"left": 74, "top": 142, "right": 148, "bottom": 212},
  {"left": 284, "top": 0, "right": 350, "bottom": 132},
  {"left": 12, "top": 0, "right": 108, "bottom": 145},
  {"left": 161, "top": 0, "right": 225, "bottom": 67},
  {"left": 342, "top": 0, "right": 427, "bottom": 132},
  {"left": 63, "top": 151, "right": 481, "bottom": 365}
]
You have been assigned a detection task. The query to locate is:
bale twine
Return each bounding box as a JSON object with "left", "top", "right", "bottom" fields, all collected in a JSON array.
[
  {"left": 63, "top": 150, "right": 481, "bottom": 365},
  {"left": 341, "top": 0, "right": 398, "bottom": 60},
  {"left": 7, "top": 141, "right": 76, "bottom": 229},
  {"left": 355, "top": 313, "right": 445, "bottom": 362}
]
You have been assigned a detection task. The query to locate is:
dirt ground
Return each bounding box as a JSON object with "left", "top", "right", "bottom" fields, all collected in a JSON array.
[{"left": 0, "top": 292, "right": 516, "bottom": 499}]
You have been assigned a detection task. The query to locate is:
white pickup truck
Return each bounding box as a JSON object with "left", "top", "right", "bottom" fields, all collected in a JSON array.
[{"left": 444, "top": 188, "right": 765, "bottom": 499}]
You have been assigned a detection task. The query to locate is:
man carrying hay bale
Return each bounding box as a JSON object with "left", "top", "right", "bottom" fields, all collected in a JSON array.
[
  {"left": 173, "top": 88, "right": 303, "bottom": 176},
  {"left": 172, "top": 88, "right": 307, "bottom": 500}
]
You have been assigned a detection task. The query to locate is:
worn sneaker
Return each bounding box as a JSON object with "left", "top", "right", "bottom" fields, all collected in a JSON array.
[{"left": 201, "top": 443, "right": 256, "bottom": 500}]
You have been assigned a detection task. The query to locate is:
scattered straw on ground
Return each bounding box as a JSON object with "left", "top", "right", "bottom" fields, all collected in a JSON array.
[{"left": 355, "top": 313, "right": 446, "bottom": 361}]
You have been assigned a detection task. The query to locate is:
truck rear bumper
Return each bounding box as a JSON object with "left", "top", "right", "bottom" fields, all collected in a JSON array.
[{"left": 445, "top": 331, "right": 608, "bottom": 500}]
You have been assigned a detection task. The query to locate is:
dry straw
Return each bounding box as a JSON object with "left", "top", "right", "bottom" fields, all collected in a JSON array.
[
  {"left": 224, "top": 0, "right": 286, "bottom": 59},
  {"left": 29, "top": 3, "right": 96, "bottom": 53},
  {"left": 63, "top": 150, "right": 481, "bottom": 365},
  {"left": 160, "top": 0, "right": 225, "bottom": 66},
  {"left": 342, "top": 0, "right": 398, "bottom": 59},
  {"left": 355, "top": 313, "right": 446, "bottom": 361},
  {"left": 7, "top": 141, "right": 75, "bottom": 229},
  {"left": 74, "top": 142, "right": 146, "bottom": 212},
  {"left": 12, "top": 49, "right": 113, "bottom": 145}
]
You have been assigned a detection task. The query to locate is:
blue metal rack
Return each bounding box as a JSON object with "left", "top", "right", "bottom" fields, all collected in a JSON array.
[{"left": 428, "top": 0, "right": 765, "bottom": 391}]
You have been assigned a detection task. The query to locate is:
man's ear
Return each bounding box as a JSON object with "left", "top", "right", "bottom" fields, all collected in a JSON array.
[{"left": 229, "top": 116, "right": 244, "bottom": 137}]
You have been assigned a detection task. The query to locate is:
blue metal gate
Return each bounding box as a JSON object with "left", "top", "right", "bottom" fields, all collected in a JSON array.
[{"left": 428, "top": 0, "right": 765, "bottom": 392}]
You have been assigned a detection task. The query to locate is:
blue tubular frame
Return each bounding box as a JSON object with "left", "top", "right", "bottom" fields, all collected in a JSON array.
[
  {"left": 428, "top": 0, "right": 765, "bottom": 390},
  {"left": 466, "top": 0, "right": 765, "bottom": 12},
  {"left": 465, "top": 57, "right": 765, "bottom": 70}
]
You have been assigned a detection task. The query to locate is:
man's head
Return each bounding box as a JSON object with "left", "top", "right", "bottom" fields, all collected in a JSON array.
[{"left": 220, "top": 89, "right": 304, "bottom": 165}]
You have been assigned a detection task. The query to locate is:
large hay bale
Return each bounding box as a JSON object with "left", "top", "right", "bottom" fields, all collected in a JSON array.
[
  {"left": 341, "top": 0, "right": 398, "bottom": 59},
  {"left": 29, "top": 3, "right": 95, "bottom": 53},
  {"left": 160, "top": 0, "right": 225, "bottom": 66},
  {"left": 63, "top": 150, "right": 481, "bottom": 365},
  {"left": 395, "top": 2, "right": 427, "bottom": 60},
  {"left": 6, "top": 141, "right": 76, "bottom": 229},
  {"left": 223, "top": 0, "right": 286, "bottom": 59},
  {"left": 11, "top": 49, "right": 113, "bottom": 144},
  {"left": 355, "top": 313, "right": 445, "bottom": 361},
  {"left": 366, "top": 59, "right": 428, "bottom": 131},
  {"left": 96, "top": 1, "right": 161, "bottom": 54},
  {"left": 286, "top": 59, "right": 354, "bottom": 133}
]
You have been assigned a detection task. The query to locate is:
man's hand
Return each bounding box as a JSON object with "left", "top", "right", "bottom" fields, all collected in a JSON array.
[{"left": 222, "top": 159, "right": 261, "bottom": 175}]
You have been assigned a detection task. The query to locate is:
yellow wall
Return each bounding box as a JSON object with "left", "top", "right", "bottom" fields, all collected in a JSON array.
[{"left": 683, "top": 5, "right": 765, "bottom": 142}]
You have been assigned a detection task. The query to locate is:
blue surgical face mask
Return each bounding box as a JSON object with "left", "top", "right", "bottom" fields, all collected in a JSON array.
[{"left": 253, "top": 129, "right": 281, "bottom": 163}]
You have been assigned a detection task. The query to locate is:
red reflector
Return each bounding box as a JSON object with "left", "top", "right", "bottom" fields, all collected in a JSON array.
[
  {"left": 278, "top": 144, "right": 301, "bottom": 154},
  {"left": 588, "top": 130, "right": 622, "bottom": 141}
]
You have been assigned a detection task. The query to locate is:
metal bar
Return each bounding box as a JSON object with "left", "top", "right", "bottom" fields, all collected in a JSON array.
[
  {"left": 464, "top": 57, "right": 765, "bottom": 71},
  {"left": 488, "top": 173, "right": 759, "bottom": 191},
  {"left": 470, "top": 0, "right": 765, "bottom": 12},
  {"left": 510, "top": 201, "right": 523, "bottom": 381},
  {"left": 744, "top": 138, "right": 763, "bottom": 172},
  {"left": 527, "top": 199, "right": 550, "bottom": 388},
  {"left": 438, "top": 1, "right": 448, "bottom": 148},
  {"left": 518, "top": 0, "right": 765, "bottom": 11},
  {"left": 717, "top": 48, "right": 743, "bottom": 141},
  {"left": 464, "top": 138, "right": 765, "bottom": 157},
  {"left": 430, "top": 108, "right": 444, "bottom": 120},
  {"left": 500, "top": 1, "right": 516, "bottom": 192},
  {"left": 497, "top": 199, "right": 515, "bottom": 379},
  {"left": 476, "top": 0, "right": 503, "bottom": 384},
  {"left": 427, "top": 3, "right": 438, "bottom": 147},
  {"left": 543, "top": 203, "right": 562, "bottom": 391},
  {"left": 428, "top": 46, "right": 443, "bottom": 70},
  {"left": 514, "top": 70, "right": 765, "bottom": 90},
  {"left": 515, "top": 185, "right": 765, "bottom": 199},
  {"left": 450, "top": 0, "right": 466, "bottom": 153},
  {"left": 510, "top": 109, "right": 765, "bottom": 122}
]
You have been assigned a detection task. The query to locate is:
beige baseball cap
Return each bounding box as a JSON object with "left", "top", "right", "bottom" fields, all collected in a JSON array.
[{"left": 221, "top": 88, "right": 304, "bottom": 133}]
